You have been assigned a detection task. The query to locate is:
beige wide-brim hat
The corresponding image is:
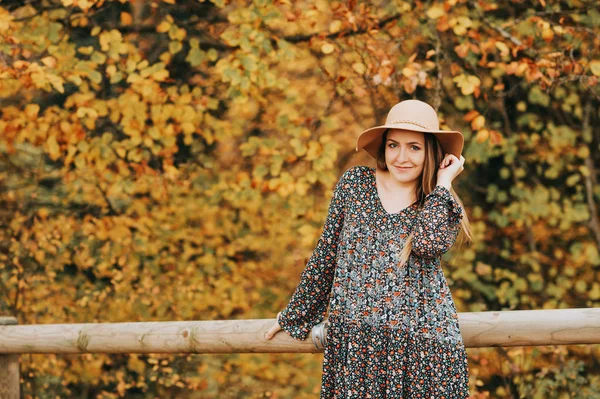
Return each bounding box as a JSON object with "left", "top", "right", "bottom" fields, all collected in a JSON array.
[{"left": 356, "top": 100, "right": 464, "bottom": 159}]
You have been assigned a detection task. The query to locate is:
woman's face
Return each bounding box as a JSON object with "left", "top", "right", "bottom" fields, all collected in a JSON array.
[{"left": 384, "top": 129, "right": 426, "bottom": 184}]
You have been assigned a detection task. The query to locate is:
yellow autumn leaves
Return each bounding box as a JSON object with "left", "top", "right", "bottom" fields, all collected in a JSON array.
[
  {"left": 463, "top": 109, "right": 503, "bottom": 145},
  {"left": 426, "top": 4, "right": 474, "bottom": 35},
  {"left": 590, "top": 60, "right": 600, "bottom": 77},
  {"left": 453, "top": 74, "right": 481, "bottom": 96},
  {"left": 3, "top": 0, "right": 600, "bottom": 397},
  {"left": 321, "top": 42, "right": 335, "bottom": 54}
]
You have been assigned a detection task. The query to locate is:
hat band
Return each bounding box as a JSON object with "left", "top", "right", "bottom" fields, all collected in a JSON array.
[{"left": 389, "top": 120, "right": 429, "bottom": 130}]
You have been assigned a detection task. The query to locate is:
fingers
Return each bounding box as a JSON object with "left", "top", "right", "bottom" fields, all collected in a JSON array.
[
  {"left": 440, "top": 154, "right": 452, "bottom": 169},
  {"left": 264, "top": 323, "right": 281, "bottom": 340},
  {"left": 264, "top": 313, "right": 282, "bottom": 340},
  {"left": 441, "top": 154, "right": 465, "bottom": 169}
]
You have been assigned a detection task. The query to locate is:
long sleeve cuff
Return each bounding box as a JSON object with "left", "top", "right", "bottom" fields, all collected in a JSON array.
[
  {"left": 410, "top": 185, "right": 464, "bottom": 259},
  {"left": 277, "top": 308, "right": 317, "bottom": 341},
  {"left": 431, "top": 185, "right": 463, "bottom": 225}
]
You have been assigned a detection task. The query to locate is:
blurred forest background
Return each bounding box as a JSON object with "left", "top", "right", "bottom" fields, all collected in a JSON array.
[{"left": 1, "top": 0, "right": 600, "bottom": 397}]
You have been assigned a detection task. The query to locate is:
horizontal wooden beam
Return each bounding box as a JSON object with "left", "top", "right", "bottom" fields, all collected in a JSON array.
[
  {"left": 0, "top": 308, "right": 598, "bottom": 354},
  {"left": 459, "top": 307, "right": 600, "bottom": 347}
]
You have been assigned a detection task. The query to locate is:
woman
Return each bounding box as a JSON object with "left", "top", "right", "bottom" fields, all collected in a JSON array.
[{"left": 265, "top": 100, "right": 472, "bottom": 398}]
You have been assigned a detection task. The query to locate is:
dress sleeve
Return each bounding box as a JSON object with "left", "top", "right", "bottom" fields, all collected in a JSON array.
[
  {"left": 410, "top": 184, "right": 464, "bottom": 259},
  {"left": 277, "top": 167, "right": 350, "bottom": 340}
]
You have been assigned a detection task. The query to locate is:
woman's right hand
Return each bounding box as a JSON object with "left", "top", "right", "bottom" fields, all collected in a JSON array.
[
  {"left": 264, "top": 311, "right": 283, "bottom": 340},
  {"left": 437, "top": 154, "right": 465, "bottom": 185}
]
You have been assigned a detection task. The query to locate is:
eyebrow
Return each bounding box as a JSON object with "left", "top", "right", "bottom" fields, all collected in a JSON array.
[{"left": 387, "top": 138, "right": 423, "bottom": 145}]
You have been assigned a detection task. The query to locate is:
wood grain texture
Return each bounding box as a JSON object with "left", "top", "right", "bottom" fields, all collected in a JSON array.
[
  {"left": 0, "top": 308, "right": 598, "bottom": 355},
  {"left": 0, "top": 318, "right": 319, "bottom": 354},
  {"left": 459, "top": 307, "right": 600, "bottom": 347}
]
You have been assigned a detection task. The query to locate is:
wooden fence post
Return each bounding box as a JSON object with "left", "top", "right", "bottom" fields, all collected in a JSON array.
[{"left": 0, "top": 317, "right": 19, "bottom": 399}]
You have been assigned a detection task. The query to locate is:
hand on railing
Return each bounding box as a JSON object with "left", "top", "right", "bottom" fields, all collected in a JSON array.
[{"left": 264, "top": 311, "right": 282, "bottom": 340}]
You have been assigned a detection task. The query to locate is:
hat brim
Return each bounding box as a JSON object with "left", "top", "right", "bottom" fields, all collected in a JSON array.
[{"left": 355, "top": 123, "right": 464, "bottom": 159}]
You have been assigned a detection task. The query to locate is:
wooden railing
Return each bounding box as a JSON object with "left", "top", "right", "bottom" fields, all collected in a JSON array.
[{"left": 1, "top": 308, "right": 599, "bottom": 398}]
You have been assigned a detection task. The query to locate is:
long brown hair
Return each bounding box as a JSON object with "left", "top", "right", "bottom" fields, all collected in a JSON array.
[{"left": 377, "top": 129, "right": 472, "bottom": 267}]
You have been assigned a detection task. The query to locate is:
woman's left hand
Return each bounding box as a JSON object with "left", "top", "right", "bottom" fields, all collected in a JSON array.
[
  {"left": 437, "top": 154, "right": 465, "bottom": 186},
  {"left": 264, "top": 312, "right": 283, "bottom": 340}
]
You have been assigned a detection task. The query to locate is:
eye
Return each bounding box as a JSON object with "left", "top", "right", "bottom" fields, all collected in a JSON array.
[
  {"left": 411, "top": 145, "right": 421, "bottom": 150},
  {"left": 387, "top": 142, "right": 397, "bottom": 148}
]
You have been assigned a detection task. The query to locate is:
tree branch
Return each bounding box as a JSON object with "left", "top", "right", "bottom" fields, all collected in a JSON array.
[
  {"left": 582, "top": 100, "right": 600, "bottom": 249},
  {"left": 432, "top": 25, "right": 443, "bottom": 112},
  {"left": 481, "top": 16, "right": 523, "bottom": 47},
  {"left": 95, "top": 183, "right": 119, "bottom": 216},
  {"left": 276, "top": 13, "right": 402, "bottom": 44}
]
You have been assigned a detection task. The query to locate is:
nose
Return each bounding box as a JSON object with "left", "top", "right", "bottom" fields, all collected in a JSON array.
[{"left": 394, "top": 146, "right": 410, "bottom": 162}]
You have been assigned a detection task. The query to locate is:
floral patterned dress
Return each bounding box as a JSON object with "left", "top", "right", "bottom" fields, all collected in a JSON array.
[{"left": 277, "top": 165, "right": 469, "bottom": 399}]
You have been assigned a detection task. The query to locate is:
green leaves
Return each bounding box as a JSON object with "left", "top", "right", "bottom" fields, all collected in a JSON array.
[
  {"left": 528, "top": 86, "right": 551, "bottom": 107},
  {"left": 186, "top": 40, "right": 206, "bottom": 67}
]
